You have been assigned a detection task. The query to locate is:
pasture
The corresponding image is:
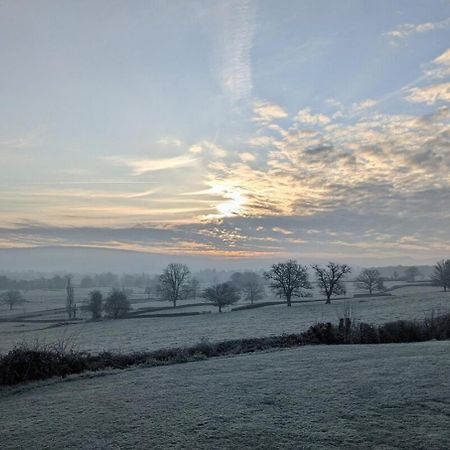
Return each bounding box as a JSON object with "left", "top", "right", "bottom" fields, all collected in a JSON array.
[
  {"left": 1, "top": 341, "right": 450, "bottom": 449},
  {"left": 0, "top": 283, "right": 448, "bottom": 354}
]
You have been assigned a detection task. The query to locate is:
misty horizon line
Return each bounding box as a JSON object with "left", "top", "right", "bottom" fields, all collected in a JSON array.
[{"left": 0, "top": 244, "right": 441, "bottom": 276}]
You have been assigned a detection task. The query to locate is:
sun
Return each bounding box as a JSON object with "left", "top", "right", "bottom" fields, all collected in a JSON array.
[
  {"left": 209, "top": 184, "right": 246, "bottom": 218},
  {"left": 217, "top": 191, "right": 245, "bottom": 217}
]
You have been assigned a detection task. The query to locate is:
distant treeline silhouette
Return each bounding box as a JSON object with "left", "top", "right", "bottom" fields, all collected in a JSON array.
[{"left": 0, "top": 275, "right": 67, "bottom": 290}]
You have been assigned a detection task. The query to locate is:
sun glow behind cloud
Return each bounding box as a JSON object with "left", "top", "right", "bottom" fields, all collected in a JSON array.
[
  {"left": 204, "top": 184, "right": 248, "bottom": 218},
  {"left": 1, "top": 2, "right": 450, "bottom": 263}
]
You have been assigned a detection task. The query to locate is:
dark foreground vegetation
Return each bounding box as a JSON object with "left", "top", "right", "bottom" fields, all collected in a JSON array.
[{"left": 1, "top": 312, "right": 450, "bottom": 386}]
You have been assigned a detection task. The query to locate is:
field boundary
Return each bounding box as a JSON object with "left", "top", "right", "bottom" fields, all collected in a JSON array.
[{"left": 2, "top": 312, "right": 450, "bottom": 386}]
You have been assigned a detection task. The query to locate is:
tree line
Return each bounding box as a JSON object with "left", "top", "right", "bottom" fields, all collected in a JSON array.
[
  {"left": 2, "top": 259, "right": 449, "bottom": 317},
  {"left": 0, "top": 275, "right": 67, "bottom": 290}
]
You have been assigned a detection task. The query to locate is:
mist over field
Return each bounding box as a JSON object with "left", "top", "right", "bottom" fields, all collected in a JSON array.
[{"left": 1, "top": 0, "right": 450, "bottom": 449}]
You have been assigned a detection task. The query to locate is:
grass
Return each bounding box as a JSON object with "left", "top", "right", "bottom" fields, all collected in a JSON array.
[
  {"left": 2, "top": 312, "right": 449, "bottom": 386},
  {"left": 1, "top": 286, "right": 448, "bottom": 354},
  {"left": 1, "top": 341, "right": 450, "bottom": 449}
]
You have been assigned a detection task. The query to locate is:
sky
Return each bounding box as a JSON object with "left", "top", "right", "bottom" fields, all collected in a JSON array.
[{"left": 0, "top": 0, "right": 449, "bottom": 268}]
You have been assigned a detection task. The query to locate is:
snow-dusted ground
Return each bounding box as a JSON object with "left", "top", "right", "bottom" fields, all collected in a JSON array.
[
  {"left": 0, "top": 280, "right": 397, "bottom": 317},
  {"left": 1, "top": 340, "right": 450, "bottom": 449},
  {"left": 0, "top": 286, "right": 449, "bottom": 354}
]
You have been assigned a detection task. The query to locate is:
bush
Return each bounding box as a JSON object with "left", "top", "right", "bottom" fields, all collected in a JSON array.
[
  {"left": 0, "top": 344, "right": 88, "bottom": 385},
  {"left": 86, "top": 290, "right": 103, "bottom": 320},
  {"left": 104, "top": 289, "right": 131, "bottom": 319},
  {"left": 378, "top": 320, "right": 425, "bottom": 343}
]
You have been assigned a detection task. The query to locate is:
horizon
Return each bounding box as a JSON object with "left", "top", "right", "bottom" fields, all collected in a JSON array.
[
  {"left": 1, "top": 1, "right": 450, "bottom": 269},
  {"left": 0, "top": 245, "right": 441, "bottom": 274}
]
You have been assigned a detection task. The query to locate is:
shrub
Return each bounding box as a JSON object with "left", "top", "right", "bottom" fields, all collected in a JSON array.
[
  {"left": 0, "top": 344, "right": 88, "bottom": 385},
  {"left": 104, "top": 289, "right": 131, "bottom": 319},
  {"left": 86, "top": 290, "right": 103, "bottom": 320},
  {"left": 378, "top": 320, "right": 426, "bottom": 343}
]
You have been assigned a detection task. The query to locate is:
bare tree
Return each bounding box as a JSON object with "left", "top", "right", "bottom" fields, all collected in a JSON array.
[
  {"left": 202, "top": 282, "right": 240, "bottom": 312},
  {"left": 264, "top": 260, "right": 312, "bottom": 307},
  {"left": 431, "top": 259, "right": 450, "bottom": 292},
  {"left": 86, "top": 290, "right": 103, "bottom": 319},
  {"left": 312, "top": 262, "right": 351, "bottom": 304},
  {"left": 1, "top": 290, "right": 25, "bottom": 310},
  {"left": 231, "top": 271, "right": 265, "bottom": 304},
  {"left": 159, "top": 263, "right": 191, "bottom": 307},
  {"left": 104, "top": 288, "right": 130, "bottom": 319},
  {"left": 405, "top": 266, "right": 421, "bottom": 282},
  {"left": 355, "top": 269, "right": 385, "bottom": 295}
]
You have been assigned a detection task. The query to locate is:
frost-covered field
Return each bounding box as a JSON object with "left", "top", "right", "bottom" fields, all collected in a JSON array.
[
  {"left": 0, "top": 286, "right": 449, "bottom": 354},
  {"left": 0, "top": 279, "right": 377, "bottom": 317},
  {"left": 1, "top": 341, "right": 450, "bottom": 449}
]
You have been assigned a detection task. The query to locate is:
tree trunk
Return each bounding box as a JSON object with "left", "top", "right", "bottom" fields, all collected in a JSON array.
[
  {"left": 325, "top": 295, "right": 331, "bottom": 304},
  {"left": 173, "top": 299, "right": 177, "bottom": 308},
  {"left": 369, "top": 287, "right": 373, "bottom": 295},
  {"left": 219, "top": 305, "right": 222, "bottom": 313},
  {"left": 286, "top": 294, "right": 291, "bottom": 307}
]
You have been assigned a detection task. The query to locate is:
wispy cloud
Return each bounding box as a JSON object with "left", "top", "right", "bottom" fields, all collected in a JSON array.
[
  {"left": 156, "top": 137, "right": 183, "bottom": 147},
  {"left": 406, "top": 82, "right": 450, "bottom": 104},
  {"left": 253, "top": 100, "right": 288, "bottom": 124},
  {"left": 424, "top": 48, "right": 450, "bottom": 80},
  {"left": 385, "top": 17, "right": 450, "bottom": 44},
  {"left": 295, "top": 108, "right": 330, "bottom": 125},
  {"left": 239, "top": 152, "right": 255, "bottom": 162},
  {"left": 215, "top": 0, "right": 256, "bottom": 103},
  {"left": 189, "top": 141, "right": 227, "bottom": 158},
  {"left": 350, "top": 99, "right": 378, "bottom": 114},
  {"left": 272, "top": 226, "right": 293, "bottom": 236},
  {"left": 105, "top": 154, "right": 198, "bottom": 175}
]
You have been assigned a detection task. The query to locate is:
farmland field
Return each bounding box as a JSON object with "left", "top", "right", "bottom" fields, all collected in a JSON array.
[
  {"left": 1, "top": 340, "right": 450, "bottom": 449},
  {"left": 0, "top": 284, "right": 448, "bottom": 354}
]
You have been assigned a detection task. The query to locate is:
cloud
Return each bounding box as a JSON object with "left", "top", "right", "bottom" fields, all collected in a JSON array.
[
  {"left": 156, "top": 137, "right": 183, "bottom": 147},
  {"left": 215, "top": 0, "right": 256, "bottom": 103},
  {"left": 189, "top": 141, "right": 227, "bottom": 158},
  {"left": 324, "top": 98, "right": 343, "bottom": 109},
  {"left": 272, "top": 226, "right": 293, "bottom": 235},
  {"left": 105, "top": 154, "right": 197, "bottom": 175},
  {"left": 239, "top": 152, "right": 255, "bottom": 162},
  {"left": 434, "top": 48, "right": 450, "bottom": 65},
  {"left": 253, "top": 100, "right": 288, "bottom": 124},
  {"left": 4, "top": 50, "right": 450, "bottom": 262},
  {"left": 248, "top": 135, "right": 279, "bottom": 147},
  {"left": 203, "top": 100, "right": 450, "bottom": 238},
  {"left": 295, "top": 107, "right": 330, "bottom": 125},
  {"left": 403, "top": 48, "right": 450, "bottom": 104},
  {"left": 406, "top": 82, "right": 450, "bottom": 104},
  {"left": 351, "top": 99, "right": 378, "bottom": 114},
  {"left": 385, "top": 17, "right": 450, "bottom": 44},
  {"left": 424, "top": 48, "right": 450, "bottom": 80}
]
